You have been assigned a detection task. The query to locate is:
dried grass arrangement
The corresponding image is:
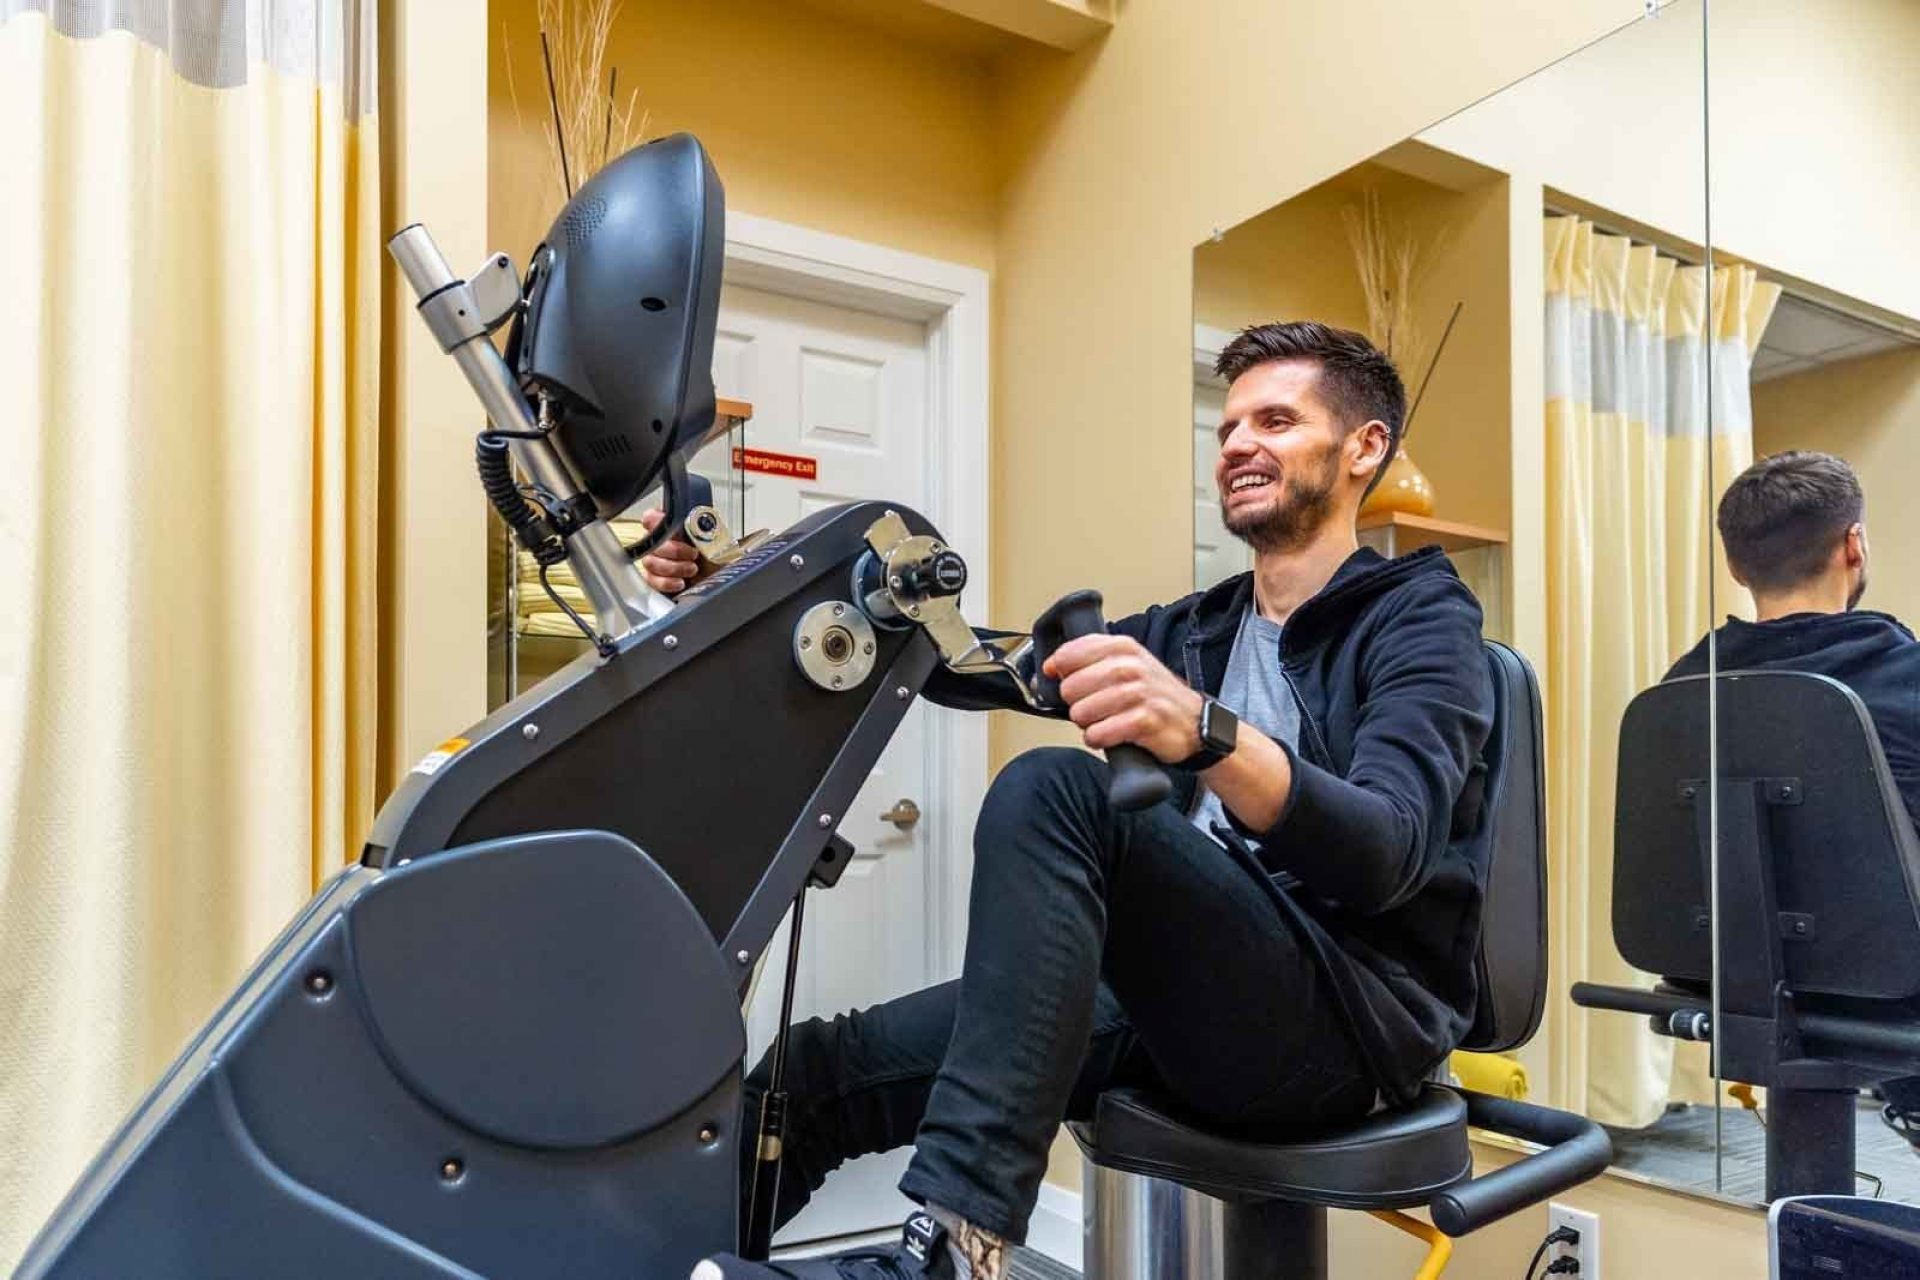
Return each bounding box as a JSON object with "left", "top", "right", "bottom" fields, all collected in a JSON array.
[
  {"left": 1340, "top": 189, "right": 1463, "bottom": 436},
  {"left": 503, "top": 0, "right": 650, "bottom": 218},
  {"left": 1341, "top": 189, "right": 1462, "bottom": 516}
]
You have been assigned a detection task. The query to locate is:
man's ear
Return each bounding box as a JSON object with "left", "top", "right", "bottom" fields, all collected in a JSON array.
[
  {"left": 1844, "top": 522, "right": 1867, "bottom": 569},
  {"left": 1350, "top": 420, "right": 1392, "bottom": 481}
]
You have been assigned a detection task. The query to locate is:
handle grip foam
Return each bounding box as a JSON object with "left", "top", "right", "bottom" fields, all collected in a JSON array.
[{"left": 1031, "top": 590, "right": 1174, "bottom": 813}]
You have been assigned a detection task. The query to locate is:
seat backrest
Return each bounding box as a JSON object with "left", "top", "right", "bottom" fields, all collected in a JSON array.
[
  {"left": 1613, "top": 671, "right": 1920, "bottom": 999},
  {"left": 1460, "top": 641, "right": 1549, "bottom": 1053}
]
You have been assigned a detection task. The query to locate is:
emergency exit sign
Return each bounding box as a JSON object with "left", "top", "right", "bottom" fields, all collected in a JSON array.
[{"left": 733, "top": 447, "right": 819, "bottom": 480}]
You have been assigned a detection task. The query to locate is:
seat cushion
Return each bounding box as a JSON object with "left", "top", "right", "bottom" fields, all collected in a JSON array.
[{"left": 1069, "top": 1085, "right": 1472, "bottom": 1209}]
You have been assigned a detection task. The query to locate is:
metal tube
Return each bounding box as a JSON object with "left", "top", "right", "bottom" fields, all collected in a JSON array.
[
  {"left": 1570, "top": 981, "right": 1705, "bottom": 1021},
  {"left": 388, "top": 223, "right": 672, "bottom": 638},
  {"left": 1082, "top": 1160, "right": 1226, "bottom": 1280},
  {"left": 1222, "top": 1199, "right": 1327, "bottom": 1280},
  {"left": 388, "top": 223, "right": 457, "bottom": 296},
  {"left": 1801, "top": 1012, "right": 1920, "bottom": 1060},
  {"left": 1766, "top": 1088, "right": 1857, "bottom": 1200}
]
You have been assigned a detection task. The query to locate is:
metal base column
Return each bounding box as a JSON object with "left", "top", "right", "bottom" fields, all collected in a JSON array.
[{"left": 1082, "top": 1158, "right": 1328, "bottom": 1280}]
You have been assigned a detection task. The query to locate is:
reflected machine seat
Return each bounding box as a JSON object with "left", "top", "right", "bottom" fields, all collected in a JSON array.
[{"left": 1574, "top": 670, "right": 1920, "bottom": 1201}]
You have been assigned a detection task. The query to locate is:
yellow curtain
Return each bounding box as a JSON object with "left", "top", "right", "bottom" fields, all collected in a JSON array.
[
  {"left": 1543, "top": 216, "right": 1779, "bottom": 1128},
  {"left": 0, "top": 4, "right": 379, "bottom": 1266}
]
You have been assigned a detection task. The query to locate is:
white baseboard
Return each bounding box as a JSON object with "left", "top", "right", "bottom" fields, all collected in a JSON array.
[{"left": 1025, "top": 1181, "right": 1084, "bottom": 1272}]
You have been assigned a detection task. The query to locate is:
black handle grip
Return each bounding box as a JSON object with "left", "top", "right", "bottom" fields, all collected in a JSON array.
[
  {"left": 1570, "top": 981, "right": 1702, "bottom": 1021},
  {"left": 1427, "top": 1091, "right": 1612, "bottom": 1237},
  {"left": 1031, "top": 590, "right": 1174, "bottom": 812}
]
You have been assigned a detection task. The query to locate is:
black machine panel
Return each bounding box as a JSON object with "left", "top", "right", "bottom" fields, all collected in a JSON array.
[
  {"left": 452, "top": 572, "right": 919, "bottom": 937},
  {"left": 20, "top": 833, "right": 743, "bottom": 1279},
  {"left": 365, "top": 502, "right": 944, "bottom": 951}
]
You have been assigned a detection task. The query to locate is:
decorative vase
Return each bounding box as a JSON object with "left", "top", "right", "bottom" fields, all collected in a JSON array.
[{"left": 1360, "top": 448, "right": 1436, "bottom": 518}]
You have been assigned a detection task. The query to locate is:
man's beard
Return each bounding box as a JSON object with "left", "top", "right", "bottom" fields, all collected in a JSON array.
[
  {"left": 1848, "top": 565, "right": 1869, "bottom": 610},
  {"left": 1221, "top": 448, "right": 1340, "bottom": 554}
]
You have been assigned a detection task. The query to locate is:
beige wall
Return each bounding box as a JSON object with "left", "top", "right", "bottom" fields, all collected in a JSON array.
[
  {"left": 1753, "top": 346, "right": 1920, "bottom": 622},
  {"left": 381, "top": 0, "right": 492, "bottom": 786},
  {"left": 1422, "top": 0, "right": 1920, "bottom": 325},
  {"left": 1191, "top": 178, "right": 1369, "bottom": 336},
  {"left": 488, "top": 0, "right": 999, "bottom": 279}
]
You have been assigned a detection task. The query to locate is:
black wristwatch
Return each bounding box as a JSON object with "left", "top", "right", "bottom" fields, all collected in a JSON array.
[{"left": 1187, "top": 697, "right": 1240, "bottom": 771}]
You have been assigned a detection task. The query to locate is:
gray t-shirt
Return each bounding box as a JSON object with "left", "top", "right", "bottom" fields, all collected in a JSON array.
[{"left": 1188, "top": 604, "right": 1301, "bottom": 845}]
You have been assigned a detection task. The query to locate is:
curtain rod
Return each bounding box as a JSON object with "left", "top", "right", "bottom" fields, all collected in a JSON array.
[{"left": 1542, "top": 200, "right": 1920, "bottom": 343}]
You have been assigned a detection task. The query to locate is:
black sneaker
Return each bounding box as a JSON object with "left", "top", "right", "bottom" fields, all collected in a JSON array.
[{"left": 691, "top": 1211, "right": 954, "bottom": 1279}]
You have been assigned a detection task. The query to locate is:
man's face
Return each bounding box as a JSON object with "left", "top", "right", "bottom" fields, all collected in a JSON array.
[{"left": 1214, "top": 359, "right": 1356, "bottom": 553}]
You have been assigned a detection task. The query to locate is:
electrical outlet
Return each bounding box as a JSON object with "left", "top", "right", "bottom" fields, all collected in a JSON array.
[{"left": 1548, "top": 1202, "right": 1600, "bottom": 1278}]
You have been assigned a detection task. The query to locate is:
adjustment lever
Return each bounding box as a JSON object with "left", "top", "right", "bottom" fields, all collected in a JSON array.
[{"left": 1031, "top": 590, "right": 1174, "bottom": 812}]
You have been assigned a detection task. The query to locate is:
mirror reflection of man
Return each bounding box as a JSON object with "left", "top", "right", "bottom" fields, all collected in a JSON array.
[
  {"left": 1667, "top": 450, "right": 1918, "bottom": 820},
  {"left": 646, "top": 323, "right": 1495, "bottom": 1280},
  {"left": 1667, "top": 449, "right": 1920, "bottom": 1140}
]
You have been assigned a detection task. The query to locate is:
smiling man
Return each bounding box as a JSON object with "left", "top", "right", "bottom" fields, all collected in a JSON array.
[{"left": 674, "top": 321, "right": 1496, "bottom": 1280}]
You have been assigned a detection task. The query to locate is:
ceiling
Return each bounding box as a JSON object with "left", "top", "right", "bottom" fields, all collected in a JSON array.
[
  {"left": 1752, "top": 293, "right": 1917, "bottom": 382},
  {"left": 788, "top": 0, "right": 1020, "bottom": 60}
]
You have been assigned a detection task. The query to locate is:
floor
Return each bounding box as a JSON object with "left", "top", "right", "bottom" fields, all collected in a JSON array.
[{"left": 1606, "top": 1093, "right": 1920, "bottom": 1203}]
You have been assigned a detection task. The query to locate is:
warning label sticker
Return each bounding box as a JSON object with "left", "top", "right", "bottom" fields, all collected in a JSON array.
[{"left": 412, "top": 737, "right": 471, "bottom": 777}]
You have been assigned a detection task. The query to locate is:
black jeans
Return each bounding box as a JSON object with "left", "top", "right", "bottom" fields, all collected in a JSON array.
[{"left": 745, "top": 747, "right": 1377, "bottom": 1242}]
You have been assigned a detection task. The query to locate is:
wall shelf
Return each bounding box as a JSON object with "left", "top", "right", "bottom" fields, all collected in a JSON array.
[{"left": 1357, "top": 511, "right": 1509, "bottom": 555}]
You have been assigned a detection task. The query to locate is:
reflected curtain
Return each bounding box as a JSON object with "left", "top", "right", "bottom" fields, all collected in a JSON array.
[
  {"left": 1543, "top": 216, "right": 1779, "bottom": 1127},
  {"left": 0, "top": 1, "right": 379, "bottom": 1264}
]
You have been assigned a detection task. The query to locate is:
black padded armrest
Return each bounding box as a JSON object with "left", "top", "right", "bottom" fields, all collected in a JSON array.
[{"left": 1428, "top": 1092, "right": 1612, "bottom": 1236}]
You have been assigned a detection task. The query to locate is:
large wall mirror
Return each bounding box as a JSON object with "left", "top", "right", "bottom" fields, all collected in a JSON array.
[
  {"left": 1191, "top": 2, "right": 1735, "bottom": 1200},
  {"left": 1696, "top": 0, "right": 1920, "bottom": 1208}
]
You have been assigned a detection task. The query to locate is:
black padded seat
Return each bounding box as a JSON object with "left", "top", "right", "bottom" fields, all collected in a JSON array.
[
  {"left": 1073, "top": 646, "right": 1611, "bottom": 1279},
  {"left": 1070, "top": 1085, "right": 1470, "bottom": 1209}
]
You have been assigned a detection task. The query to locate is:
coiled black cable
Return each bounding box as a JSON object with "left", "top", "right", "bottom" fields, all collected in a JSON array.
[
  {"left": 477, "top": 429, "right": 612, "bottom": 656},
  {"left": 476, "top": 432, "right": 564, "bottom": 566}
]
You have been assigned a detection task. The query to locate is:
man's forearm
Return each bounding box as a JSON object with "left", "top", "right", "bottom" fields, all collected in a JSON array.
[{"left": 1202, "top": 725, "right": 1293, "bottom": 832}]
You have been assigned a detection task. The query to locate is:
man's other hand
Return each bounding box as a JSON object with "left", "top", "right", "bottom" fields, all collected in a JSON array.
[
  {"left": 637, "top": 509, "right": 700, "bottom": 595},
  {"left": 1044, "top": 635, "right": 1205, "bottom": 764}
]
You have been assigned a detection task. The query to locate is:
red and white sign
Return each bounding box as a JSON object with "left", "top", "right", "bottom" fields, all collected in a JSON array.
[{"left": 732, "top": 447, "right": 819, "bottom": 481}]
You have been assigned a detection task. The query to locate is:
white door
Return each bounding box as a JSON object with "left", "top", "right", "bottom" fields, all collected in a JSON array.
[
  {"left": 1193, "top": 378, "right": 1251, "bottom": 591},
  {"left": 712, "top": 283, "right": 942, "bottom": 1244}
]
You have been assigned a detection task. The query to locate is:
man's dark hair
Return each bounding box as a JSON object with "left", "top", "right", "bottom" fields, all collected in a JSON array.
[
  {"left": 1718, "top": 450, "right": 1865, "bottom": 593},
  {"left": 1213, "top": 321, "right": 1407, "bottom": 495}
]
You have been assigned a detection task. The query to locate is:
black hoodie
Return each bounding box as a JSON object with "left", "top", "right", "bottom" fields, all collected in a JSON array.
[
  {"left": 1666, "top": 611, "right": 1920, "bottom": 828},
  {"left": 930, "top": 546, "right": 1495, "bottom": 1102}
]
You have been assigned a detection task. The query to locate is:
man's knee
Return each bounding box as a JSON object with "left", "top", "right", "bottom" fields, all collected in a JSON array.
[
  {"left": 976, "top": 747, "right": 1115, "bottom": 860},
  {"left": 981, "top": 747, "right": 1108, "bottom": 826}
]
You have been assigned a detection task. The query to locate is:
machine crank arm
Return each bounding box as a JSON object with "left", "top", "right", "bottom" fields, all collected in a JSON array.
[{"left": 861, "top": 515, "right": 1172, "bottom": 811}]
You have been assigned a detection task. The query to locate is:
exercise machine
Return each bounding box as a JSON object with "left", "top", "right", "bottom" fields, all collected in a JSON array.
[{"left": 16, "top": 133, "right": 1143, "bottom": 1279}]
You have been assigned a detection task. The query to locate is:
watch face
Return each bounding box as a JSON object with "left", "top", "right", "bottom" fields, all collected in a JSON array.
[{"left": 1202, "top": 700, "right": 1238, "bottom": 754}]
